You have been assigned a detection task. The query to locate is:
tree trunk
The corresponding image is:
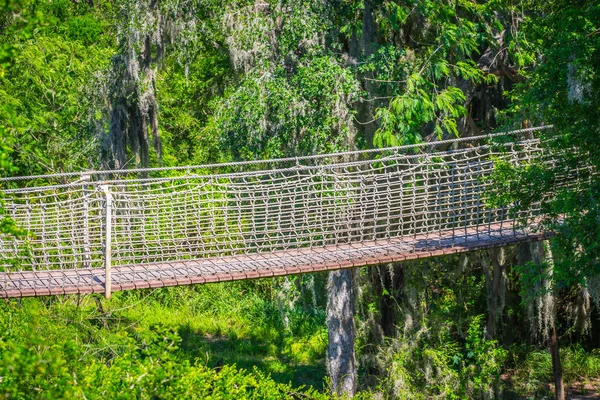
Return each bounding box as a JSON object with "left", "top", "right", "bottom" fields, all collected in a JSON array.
[
  {"left": 486, "top": 247, "right": 504, "bottom": 339},
  {"left": 107, "top": 102, "right": 128, "bottom": 169},
  {"left": 370, "top": 263, "right": 404, "bottom": 337},
  {"left": 350, "top": 0, "right": 379, "bottom": 147},
  {"left": 521, "top": 241, "right": 565, "bottom": 400},
  {"left": 327, "top": 268, "right": 357, "bottom": 397},
  {"left": 550, "top": 321, "right": 565, "bottom": 400},
  {"left": 150, "top": 101, "right": 161, "bottom": 160},
  {"left": 543, "top": 242, "right": 565, "bottom": 400}
]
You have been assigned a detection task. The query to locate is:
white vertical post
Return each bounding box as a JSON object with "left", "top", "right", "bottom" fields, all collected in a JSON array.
[
  {"left": 82, "top": 175, "right": 91, "bottom": 269},
  {"left": 101, "top": 185, "right": 112, "bottom": 299}
]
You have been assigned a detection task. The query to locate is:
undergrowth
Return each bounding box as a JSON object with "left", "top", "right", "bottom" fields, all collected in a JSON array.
[
  {"left": 0, "top": 280, "right": 329, "bottom": 398},
  {"left": 1, "top": 279, "right": 599, "bottom": 399},
  {"left": 508, "top": 345, "right": 600, "bottom": 398}
]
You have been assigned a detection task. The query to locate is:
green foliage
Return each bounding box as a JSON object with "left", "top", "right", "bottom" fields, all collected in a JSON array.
[
  {"left": 356, "top": 257, "right": 512, "bottom": 399},
  {"left": 157, "top": 49, "right": 232, "bottom": 165},
  {"left": 1, "top": 36, "right": 112, "bottom": 175},
  {"left": 511, "top": 345, "right": 600, "bottom": 398},
  {"left": 209, "top": 55, "right": 358, "bottom": 160},
  {"left": 62, "top": 14, "right": 105, "bottom": 46},
  {"left": 487, "top": 159, "right": 550, "bottom": 210},
  {"left": 1, "top": 0, "right": 600, "bottom": 398},
  {"left": 375, "top": 82, "right": 467, "bottom": 146},
  {"left": 497, "top": 0, "right": 600, "bottom": 288},
  {"left": 461, "top": 315, "right": 508, "bottom": 396},
  {"left": 514, "top": 260, "right": 552, "bottom": 304},
  {"left": 0, "top": 283, "right": 329, "bottom": 398},
  {"left": 374, "top": 315, "right": 506, "bottom": 399},
  {"left": 0, "top": 0, "right": 46, "bottom": 78},
  {"left": 77, "top": 327, "right": 316, "bottom": 399},
  {"left": 366, "top": 0, "right": 500, "bottom": 146},
  {"left": 0, "top": 0, "right": 114, "bottom": 176}
]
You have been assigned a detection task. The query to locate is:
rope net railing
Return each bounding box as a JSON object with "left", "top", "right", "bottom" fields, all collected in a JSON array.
[{"left": 0, "top": 126, "right": 583, "bottom": 297}]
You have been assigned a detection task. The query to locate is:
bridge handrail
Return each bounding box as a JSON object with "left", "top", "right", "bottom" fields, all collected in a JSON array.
[{"left": 0, "top": 125, "right": 552, "bottom": 184}]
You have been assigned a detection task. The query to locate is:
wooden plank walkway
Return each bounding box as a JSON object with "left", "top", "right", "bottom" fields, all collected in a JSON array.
[{"left": 0, "top": 222, "right": 550, "bottom": 298}]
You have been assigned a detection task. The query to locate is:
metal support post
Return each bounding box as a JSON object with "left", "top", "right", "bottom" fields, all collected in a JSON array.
[{"left": 101, "top": 185, "right": 112, "bottom": 299}]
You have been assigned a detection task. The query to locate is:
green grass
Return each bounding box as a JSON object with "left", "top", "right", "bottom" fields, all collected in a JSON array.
[
  {"left": 508, "top": 344, "right": 600, "bottom": 398},
  {"left": 116, "top": 283, "right": 328, "bottom": 388},
  {"left": 5, "top": 278, "right": 599, "bottom": 399},
  {"left": 0, "top": 280, "right": 329, "bottom": 396}
]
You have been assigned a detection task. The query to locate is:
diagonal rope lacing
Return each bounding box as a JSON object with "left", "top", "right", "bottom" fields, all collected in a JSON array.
[{"left": 0, "top": 126, "right": 583, "bottom": 297}]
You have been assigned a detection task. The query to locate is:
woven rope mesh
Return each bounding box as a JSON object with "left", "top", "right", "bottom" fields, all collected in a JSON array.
[
  {"left": 1, "top": 138, "right": 549, "bottom": 274},
  {"left": 6, "top": 124, "right": 592, "bottom": 296}
]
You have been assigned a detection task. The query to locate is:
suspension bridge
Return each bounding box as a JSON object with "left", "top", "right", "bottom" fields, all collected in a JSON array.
[{"left": 0, "top": 126, "right": 572, "bottom": 299}]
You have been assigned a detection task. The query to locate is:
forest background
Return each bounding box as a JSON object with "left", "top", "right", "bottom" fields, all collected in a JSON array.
[{"left": 0, "top": 0, "right": 599, "bottom": 398}]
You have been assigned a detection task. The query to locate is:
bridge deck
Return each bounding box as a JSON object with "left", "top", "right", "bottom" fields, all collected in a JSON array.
[{"left": 0, "top": 222, "right": 549, "bottom": 298}]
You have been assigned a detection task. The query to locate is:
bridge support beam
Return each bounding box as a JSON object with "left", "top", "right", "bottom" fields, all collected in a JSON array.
[
  {"left": 485, "top": 248, "right": 506, "bottom": 340},
  {"left": 326, "top": 268, "right": 357, "bottom": 397}
]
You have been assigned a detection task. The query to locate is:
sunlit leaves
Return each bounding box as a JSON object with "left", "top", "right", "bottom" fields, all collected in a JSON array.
[
  {"left": 379, "top": 2, "right": 410, "bottom": 33},
  {"left": 1, "top": 36, "right": 111, "bottom": 175},
  {"left": 374, "top": 78, "right": 466, "bottom": 147},
  {"left": 501, "top": 0, "right": 600, "bottom": 285},
  {"left": 209, "top": 55, "right": 359, "bottom": 160},
  {"left": 368, "top": 0, "right": 504, "bottom": 146}
]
